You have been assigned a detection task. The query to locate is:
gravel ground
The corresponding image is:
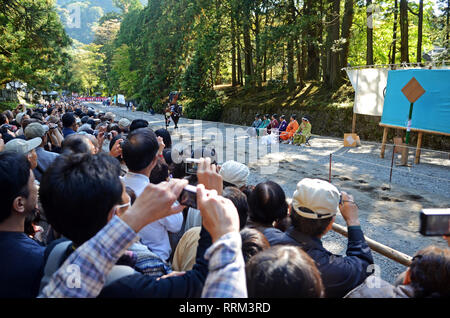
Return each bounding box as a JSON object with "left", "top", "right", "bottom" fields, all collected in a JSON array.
[{"left": 90, "top": 103, "right": 450, "bottom": 284}]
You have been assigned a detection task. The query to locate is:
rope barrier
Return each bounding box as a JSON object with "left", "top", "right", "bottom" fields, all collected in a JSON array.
[{"left": 330, "top": 151, "right": 450, "bottom": 183}]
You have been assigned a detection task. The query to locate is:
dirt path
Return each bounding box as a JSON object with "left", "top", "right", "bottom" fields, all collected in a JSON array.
[{"left": 90, "top": 103, "right": 450, "bottom": 284}]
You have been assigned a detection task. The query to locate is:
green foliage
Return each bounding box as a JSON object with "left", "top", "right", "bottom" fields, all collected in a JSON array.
[
  {"left": 0, "top": 0, "right": 71, "bottom": 89},
  {"left": 0, "top": 101, "right": 19, "bottom": 112}
]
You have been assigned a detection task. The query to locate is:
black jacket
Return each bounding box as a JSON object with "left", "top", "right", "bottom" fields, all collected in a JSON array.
[{"left": 270, "top": 225, "right": 374, "bottom": 298}]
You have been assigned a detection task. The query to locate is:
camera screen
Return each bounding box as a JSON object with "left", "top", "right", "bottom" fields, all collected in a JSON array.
[
  {"left": 178, "top": 185, "right": 197, "bottom": 209},
  {"left": 420, "top": 210, "right": 450, "bottom": 236},
  {"left": 185, "top": 162, "right": 199, "bottom": 175}
]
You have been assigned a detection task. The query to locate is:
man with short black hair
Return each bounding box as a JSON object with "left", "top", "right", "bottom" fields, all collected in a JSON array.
[
  {"left": 122, "top": 128, "right": 183, "bottom": 261},
  {"left": 129, "top": 119, "right": 149, "bottom": 132},
  {"left": 270, "top": 178, "right": 374, "bottom": 298},
  {"left": 61, "top": 113, "right": 77, "bottom": 138},
  {"left": 0, "top": 152, "right": 44, "bottom": 298}
]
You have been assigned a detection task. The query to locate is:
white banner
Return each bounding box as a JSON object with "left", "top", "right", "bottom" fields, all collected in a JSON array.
[
  {"left": 346, "top": 68, "right": 388, "bottom": 116},
  {"left": 117, "top": 94, "right": 125, "bottom": 105}
]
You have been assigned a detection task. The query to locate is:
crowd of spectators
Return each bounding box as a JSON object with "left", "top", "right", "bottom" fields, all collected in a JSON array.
[{"left": 0, "top": 100, "right": 449, "bottom": 299}]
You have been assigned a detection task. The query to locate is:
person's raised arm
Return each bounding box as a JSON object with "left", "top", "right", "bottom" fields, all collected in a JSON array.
[
  {"left": 197, "top": 185, "right": 247, "bottom": 298},
  {"left": 39, "top": 179, "right": 188, "bottom": 298}
]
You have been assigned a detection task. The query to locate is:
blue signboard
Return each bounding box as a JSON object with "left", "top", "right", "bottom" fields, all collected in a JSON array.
[{"left": 381, "top": 69, "right": 450, "bottom": 135}]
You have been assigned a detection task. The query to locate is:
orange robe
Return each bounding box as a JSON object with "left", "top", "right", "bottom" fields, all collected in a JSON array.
[{"left": 280, "top": 120, "right": 299, "bottom": 140}]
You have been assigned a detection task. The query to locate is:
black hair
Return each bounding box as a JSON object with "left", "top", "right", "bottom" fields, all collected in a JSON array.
[
  {"left": 129, "top": 119, "right": 149, "bottom": 132},
  {"left": 62, "top": 134, "right": 94, "bottom": 155},
  {"left": 240, "top": 228, "right": 270, "bottom": 264},
  {"left": 0, "top": 113, "right": 7, "bottom": 125},
  {"left": 272, "top": 114, "right": 278, "bottom": 119},
  {"left": 47, "top": 107, "right": 54, "bottom": 116},
  {"left": 290, "top": 208, "right": 334, "bottom": 237},
  {"left": 81, "top": 116, "right": 90, "bottom": 124},
  {"left": 30, "top": 112, "right": 44, "bottom": 121},
  {"left": 62, "top": 113, "right": 76, "bottom": 128},
  {"left": 39, "top": 153, "right": 122, "bottom": 246},
  {"left": 87, "top": 118, "right": 96, "bottom": 130},
  {"left": 108, "top": 123, "right": 121, "bottom": 135},
  {"left": 291, "top": 114, "right": 297, "bottom": 120},
  {"left": 0, "top": 152, "right": 31, "bottom": 223},
  {"left": 409, "top": 246, "right": 450, "bottom": 298},
  {"left": 155, "top": 128, "right": 172, "bottom": 149},
  {"left": 280, "top": 115, "right": 285, "bottom": 120},
  {"left": 149, "top": 157, "right": 169, "bottom": 184},
  {"left": 126, "top": 186, "right": 137, "bottom": 205},
  {"left": 109, "top": 134, "right": 124, "bottom": 160},
  {"left": 223, "top": 186, "right": 249, "bottom": 229},
  {"left": 247, "top": 181, "right": 288, "bottom": 225},
  {"left": 246, "top": 245, "right": 324, "bottom": 298},
  {"left": 122, "top": 128, "right": 159, "bottom": 172}
]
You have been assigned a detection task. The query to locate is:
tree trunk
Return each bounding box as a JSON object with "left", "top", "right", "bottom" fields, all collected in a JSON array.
[
  {"left": 330, "top": 0, "right": 341, "bottom": 87},
  {"left": 243, "top": 2, "right": 253, "bottom": 86},
  {"left": 447, "top": 0, "right": 449, "bottom": 44},
  {"left": 255, "top": 10, "right": 262, "bottom": 88},
  {"left": 231, "top": 9, "right": 237, "bottom": 86},
  {"left": 305, "top": 0, "right": 320, "bottom": 80},
  {"left": 287, "top": 0, "right": 296, "bottom": 91},
  {"left": 391, "top": 0, "right": 398, "bottom": 65},
  {"left": 340, "top": 0, "right": 354, "bottom": 69},
  {"left": 237, "top": 34, "right": 243, "bottom": 85},
  {"left": 214, "top": 0, "right": 222, "bottom": 85},
  {"left": 296, "top": 37, "right": 304, "bottom": 88},
  {"left": 366, "top": 0, "right": 374, "bottom": 65},
  {"left": 400, "top": 0, "right": 409, "bottom": 63},
  {"left": 417, "top": 0, "right": 423, "bottom": 63}
]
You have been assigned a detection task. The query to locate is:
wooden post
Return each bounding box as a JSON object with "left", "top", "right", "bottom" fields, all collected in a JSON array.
[
  {"left": 352, "top": 112, "right": 357, "bottom": 134},
  {"left": 415, "top": 131, "right": 423, "bottom": 164},
  {"left": 380, "top": 127, "right": 388, "bottom": 158},
  {"left": 329, "top": 154, "right": 332, "bottom": 183},
  {"left": 390, "top": 144, "right": 395, "bottom": 183},
  {"left": 400, "top": 142, "right": 409, "bottom": 166},
  {"left": 332, "top": 223, "right": 412, "bottom": 266}
]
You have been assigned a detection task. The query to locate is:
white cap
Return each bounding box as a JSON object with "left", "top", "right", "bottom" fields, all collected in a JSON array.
[
  {"left": 4, "top": 137, "right": 42, "bottom": 155},
  {"left": 219, "top": 160, "right": 250, "bottom": 188},
  {"left": 291, "top": 178, "right": 340, "bottom": 219}
]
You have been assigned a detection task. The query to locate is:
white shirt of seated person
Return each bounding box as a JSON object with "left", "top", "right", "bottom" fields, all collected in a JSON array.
[{"left": 121, "top": 171, "right": 183, "bottom": 261}]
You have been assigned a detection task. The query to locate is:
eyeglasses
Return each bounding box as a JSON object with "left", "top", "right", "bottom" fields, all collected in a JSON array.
[{"left": 116, "top": 194, "right": 131, "bottom": 210}]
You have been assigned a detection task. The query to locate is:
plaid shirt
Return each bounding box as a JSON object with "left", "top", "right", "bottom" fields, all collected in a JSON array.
[
  {"left": 201, "top": 232, "right": 247, "bottom": 298},
  {"left": 39, "top": 216, "right": 247, "bottom": 298},
  {"left": 39, "top": 216, "right": 138, "bottom": 298}
]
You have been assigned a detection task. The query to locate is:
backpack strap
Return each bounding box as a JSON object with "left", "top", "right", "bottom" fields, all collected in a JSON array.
[{"left": 39, "top": 241, "right": 72, "bottom": 293}]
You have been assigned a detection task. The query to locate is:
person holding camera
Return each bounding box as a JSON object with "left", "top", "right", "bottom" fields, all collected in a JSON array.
[
  {"left": 270, "top": 178, "right": 374, "bottom": 298},
  {"left": 121, "top": 128, "right": 183, "bottom": 261}
]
